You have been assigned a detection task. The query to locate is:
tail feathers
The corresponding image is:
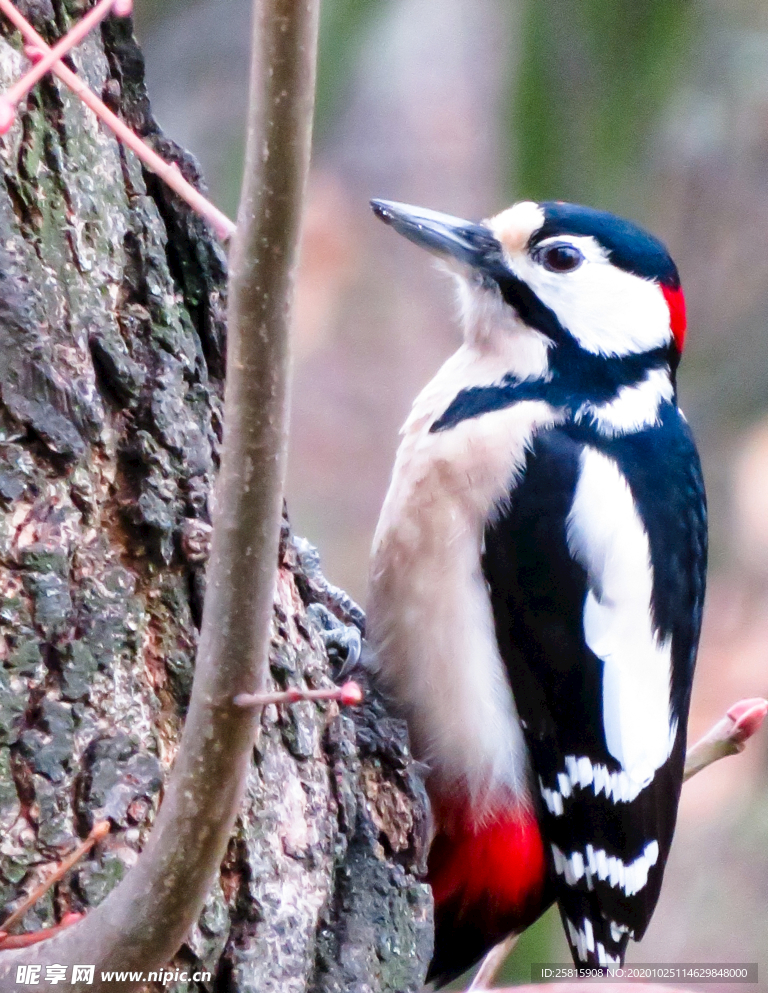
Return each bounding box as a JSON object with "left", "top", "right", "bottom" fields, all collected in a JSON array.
[
  {"left": 427, "top": 806, "right": 550, "bottom": 987},
  {"left": 557, "top": 891, "right": 631, "bottom": 970}
]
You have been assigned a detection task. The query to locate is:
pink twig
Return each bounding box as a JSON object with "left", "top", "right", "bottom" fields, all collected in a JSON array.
[
  {"left": 0, "top": 0, "right": 236, "bottom": 241},
  {"left": 233, "top": 680, "right": 364, "bottom": 709},
  {"left": 0, "top": 820, "right": 110, "bottom": 937},
  {"left": 684, "top": 697, "right": 768, "bottom": 781},
  {"left": 0, "top": 912, "right": 83, "bottom": 949},
  {"left": 468, "top": 934, "right": 519, "bottom": 990},
  {"left": 0, "top": 0, "right": 130, "bottom": 133}
]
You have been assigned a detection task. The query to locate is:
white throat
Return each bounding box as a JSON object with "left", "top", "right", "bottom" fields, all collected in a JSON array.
[{"left": 449, "top": 269, "right": 551, "bottom": 381}]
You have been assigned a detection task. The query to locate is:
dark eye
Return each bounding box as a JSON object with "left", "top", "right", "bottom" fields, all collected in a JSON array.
[{"left": 535, "top": 243, "right": 584, "bottom": 273}]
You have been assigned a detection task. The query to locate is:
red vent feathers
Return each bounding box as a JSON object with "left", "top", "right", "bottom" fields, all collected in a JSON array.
[
  {"left": 429, "top": 805, "right": 546, "bottom": 914},
  {"left": 662, "top": 285, "right": 687, "bottom": 353}
]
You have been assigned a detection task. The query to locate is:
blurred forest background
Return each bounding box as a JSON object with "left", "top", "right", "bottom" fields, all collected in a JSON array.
[{"left": 133, "top": 0, "right": 768, "bottom": 987}]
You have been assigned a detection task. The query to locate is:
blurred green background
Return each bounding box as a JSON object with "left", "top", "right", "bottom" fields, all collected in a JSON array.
[{"left": 135, "top": 0, "right": 768, "bottom": 986}]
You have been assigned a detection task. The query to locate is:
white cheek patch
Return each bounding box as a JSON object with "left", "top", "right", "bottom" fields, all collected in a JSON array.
[
  {"left": 566, "top": 447, "right": 677, "bottom": 784},
  {"left": 512, "top": 235, "right": 672, "bottom": 358},
  {"left": 552, "top": 841, "right": 660, "bottom": 897}
]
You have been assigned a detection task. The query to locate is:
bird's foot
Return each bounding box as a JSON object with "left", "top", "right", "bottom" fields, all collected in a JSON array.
[
  {"left": 307, "top": 602, "right": 363, "bottom": 676},
  {"left": 293, "top": 536, "right": 366, "bottom": 634}
]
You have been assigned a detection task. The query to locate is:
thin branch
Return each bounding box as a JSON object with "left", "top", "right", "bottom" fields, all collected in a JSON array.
[
  {"left": 0, "top": 0, "right": 129, "bottom": 132},
  {"left": 683, "top": 697, "right": 768, "bottom": 781},
  {"left": 468, "top": 935, "right": 520, "bottom": 990},
  {"left": 233, "top": 680, "right": 363, "bottom": 708},
  {"left": 0, "top": 914, "right": 83, "bottom": 950},
  {"left": 0, "top": 0, "right": 318, "bottom": 988},
  {"left": 0, "top": 0, "right": 236, "bottom": 240},
  {"left": 0, "top": 822, "right": 110, "bottom": 937}
]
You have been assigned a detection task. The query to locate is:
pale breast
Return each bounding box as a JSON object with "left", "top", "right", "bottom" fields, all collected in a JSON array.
[{"left": 367, "top": 352, "right": 561, "bottom": 810}]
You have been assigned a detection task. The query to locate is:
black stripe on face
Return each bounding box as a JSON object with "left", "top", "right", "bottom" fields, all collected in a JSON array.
[
  {"left": 481, "top": 261, "right": 569, "bottom": 343},
  {"left": 534, "top": 202, "right": 680, "bottom": 289}
]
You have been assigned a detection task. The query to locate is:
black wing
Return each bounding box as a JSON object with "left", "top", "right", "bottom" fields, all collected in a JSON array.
[{"left": 482, "top": 408, "right": 707, "bottom": 967}]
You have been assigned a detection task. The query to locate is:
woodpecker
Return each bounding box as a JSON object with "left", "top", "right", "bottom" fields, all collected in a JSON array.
[{"left": 366, "top": 199, "right": 707, "bottom": 984}]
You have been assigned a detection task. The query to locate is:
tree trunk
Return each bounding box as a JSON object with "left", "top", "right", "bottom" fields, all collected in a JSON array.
[{"left": 0, "top": 7, "right": 431, "bottom": 992}]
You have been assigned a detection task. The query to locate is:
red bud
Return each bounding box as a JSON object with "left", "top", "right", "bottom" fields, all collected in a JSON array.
[
  {"left": 727, "top": 698, "right": 768, "bottom": 743},
  {"left": 340, "top": 681, "right": 363, "bottom": 706},
  {"left": 23, "top": 44, "right": 44, "bottom": 63}
]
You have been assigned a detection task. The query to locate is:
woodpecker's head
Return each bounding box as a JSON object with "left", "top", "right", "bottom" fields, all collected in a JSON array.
[{"left": 371, "top": 199, "right": 686, "bottom": 379}]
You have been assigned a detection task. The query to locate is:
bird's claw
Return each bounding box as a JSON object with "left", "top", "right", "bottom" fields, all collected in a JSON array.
[
  {"left": 293, "top": 536, "right": 366, "bottom": 633},
  {"left": 307, "top": 602, "right": 363, "bottom": 675}
]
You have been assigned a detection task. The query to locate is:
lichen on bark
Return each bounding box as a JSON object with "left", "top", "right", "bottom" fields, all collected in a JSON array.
[{"left": 0, "top": 5, "right": 431, "bottom": 990}]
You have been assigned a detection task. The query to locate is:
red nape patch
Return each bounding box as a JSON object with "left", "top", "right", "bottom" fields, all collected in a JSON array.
[
  {"left": 662, "top": 285, "right": 687, "bottom": 353},
  {"left": 429, "top": 805, "right": 547, "bottom": 918}
]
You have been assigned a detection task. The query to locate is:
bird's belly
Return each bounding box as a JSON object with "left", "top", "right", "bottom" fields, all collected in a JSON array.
[
  {"left": 367, "top": 398, "right": 560, "bottom": 809},
  {"left": 368, "top": 509, "right": 528, "bottom": 806}
]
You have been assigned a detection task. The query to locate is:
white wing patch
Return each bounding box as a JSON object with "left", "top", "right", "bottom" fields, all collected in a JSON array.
[
  {"left": 566, "top": 917, "right": 595, "bottom": 962},
  {"left": 552, "top": 840, "right": 660, "bottom": 896},
  {"left": 538, "top": 755, "right": 650, "bottom": 816},
  {"left": 566, "top": 448, "right": 677, "bottom": 784}
]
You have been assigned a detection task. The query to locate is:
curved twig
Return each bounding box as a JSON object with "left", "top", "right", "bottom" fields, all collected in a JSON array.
[
  {"left": 0, "top": 823, "right": 109, "bottom": 941},
  {"left": 0, "top": 1, "right": 318, "bottom": 989},
  {"left": 469, "top": 935, "right": 520, "bottom": 990},
  {"left": 684, "top": 697, "right": 768, "bottom": 781}
]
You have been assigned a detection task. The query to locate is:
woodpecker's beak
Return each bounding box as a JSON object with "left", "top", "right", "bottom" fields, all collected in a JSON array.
[{"left": 371, "top": 199, "right": 500, "bottom": 269}]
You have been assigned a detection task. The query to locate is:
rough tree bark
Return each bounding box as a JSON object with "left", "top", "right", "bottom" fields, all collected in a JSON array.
[{"left": 0, "top": 5, "right": 431, "bottom": 992}]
